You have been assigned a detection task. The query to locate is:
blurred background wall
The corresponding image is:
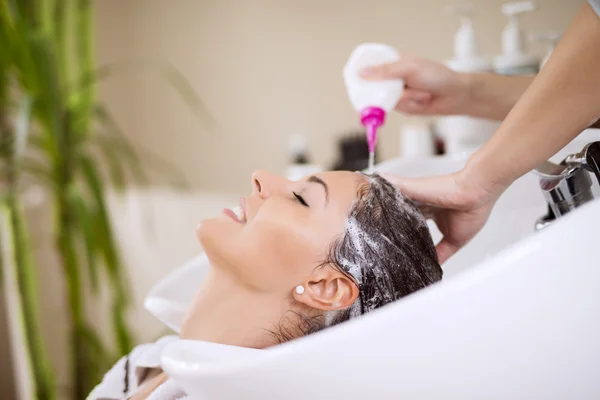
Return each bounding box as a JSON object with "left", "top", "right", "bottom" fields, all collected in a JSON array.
[
  {"left": 0, "top": 1, "right": 585, "bottom": 398},
  {"left": 96, "top": 0, "right": 582, "bottom": 193}
]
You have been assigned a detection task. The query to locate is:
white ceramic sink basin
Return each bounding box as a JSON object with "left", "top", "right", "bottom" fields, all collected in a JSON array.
[
  {"left": 160, "top": 196, "right": 600, "bottom": 400},
  {"left": 148, "top": 130, "right": 600, "bottom": 399}
]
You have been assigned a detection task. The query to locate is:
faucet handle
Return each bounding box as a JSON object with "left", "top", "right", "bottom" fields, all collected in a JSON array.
[
  {"left": 564, "top": 141, "right": 600, "bottom": 186},
  {"left": 532, "top": 141, "right": 599, "bottom": 226},
  {"left": 534, "top": 160, "right": 569, "bottom": 178}
]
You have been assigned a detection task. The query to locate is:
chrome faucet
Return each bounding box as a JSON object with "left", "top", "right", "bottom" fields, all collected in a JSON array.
[{"left": 533, "top": 141, "right": 600, "bottom": 230}]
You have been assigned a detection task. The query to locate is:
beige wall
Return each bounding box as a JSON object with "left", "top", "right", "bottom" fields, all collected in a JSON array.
[{"left": 96, "top": 0, "right": 583, "bottom": 194}]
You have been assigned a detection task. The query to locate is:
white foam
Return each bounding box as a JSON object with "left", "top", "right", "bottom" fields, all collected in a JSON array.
[
  {"left": 338, "top": 256, "right": 362, "bottom": 282},
  {"left": 330, "top": 173, "right": 430, "bottom": 322}
]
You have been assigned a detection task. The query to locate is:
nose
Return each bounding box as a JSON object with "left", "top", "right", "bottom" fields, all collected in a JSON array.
[{"left": 251, "top": 170, "right": 288, "bottom": 199}]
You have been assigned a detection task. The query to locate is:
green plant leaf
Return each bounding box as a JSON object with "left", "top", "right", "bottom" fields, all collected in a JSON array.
[
  {"left": 112, "top": 296, "right": 133, "bottom": 357},
  {"left": 0, "top": 198, "right": 6, "bottom": 285},
  {"left": 26, "top": 35, "right": 64, "bottom": 162},
  {"left": 158, "top": 61, "right": 216, "bottom": 128},
  {"left": 78, "top": 154, "right": 132, "bottom": 301},
  {"left": 91, "top": 137, "right": 128, "bottom": 190},
  {"left": 78, "top": 155, "right": 118, "bottom": 277},
  {"left": 69, "top": 187, "right": 99, "bottom": 293},
  {"left": 94, "top": 105, "right": 189, "bottom": 188},
  {"left": 68, "top": 60, "right": 215, "bottom": 130},
  {"left": 13, "top": 95, "right": 33, "bottom": 166},
  {"left": 2, "top": 198, "right": 56, "bottom": 400},
  {"left": 77, "top": 322, "right": 115, "bottom": 388},
  {"left": 93, "top": 104, "right": 150, "bottom": 186},
  {"left": 79, "top": 156, "right": 135, "bottom": 358},
  {"left": 70, "top": 0, "right": 94, "bottom": 139}
]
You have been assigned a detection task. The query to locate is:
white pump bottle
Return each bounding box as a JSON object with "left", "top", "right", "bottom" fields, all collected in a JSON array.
[
  {"left": 436, "top": 4, "right": 498, "bottom": 156},
  {"left": 494, "top": 1, "right": 539, "bottom": 75},
  {"left": 444, "top": 5, "right": 493, "bottom": 73}
]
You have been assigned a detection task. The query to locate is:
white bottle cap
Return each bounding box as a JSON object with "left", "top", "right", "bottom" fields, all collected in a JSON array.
[{"left": 502, "top": 1, "right": 536, "bottom": 16}]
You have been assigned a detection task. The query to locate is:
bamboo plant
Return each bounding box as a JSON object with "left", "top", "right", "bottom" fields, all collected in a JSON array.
[{"left": 0, "top": 1, "right": 207, "bottom": 399}]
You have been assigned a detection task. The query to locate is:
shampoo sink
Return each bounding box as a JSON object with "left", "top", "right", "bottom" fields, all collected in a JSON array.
[
  {"left": 160, "top": 198, "right": 600, "bottom": 399},
  {"left": 145, "top": 131, "right": 600, "bottom": 399}
]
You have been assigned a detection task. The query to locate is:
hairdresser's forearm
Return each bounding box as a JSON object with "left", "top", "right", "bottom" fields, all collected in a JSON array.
[
  {"left": 461, "top": 73, "right": 600, "bottom": 128},
  {"left": 461, "top": 73, "right": 533, "bottom": 121},
  {"left": 465, "top": 3, "right": 600, "bottom": 191}
]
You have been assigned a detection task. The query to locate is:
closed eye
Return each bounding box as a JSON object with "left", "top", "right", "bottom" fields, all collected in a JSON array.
[{"left": 293, "top": 192, "right": 309, "bottom": 207}]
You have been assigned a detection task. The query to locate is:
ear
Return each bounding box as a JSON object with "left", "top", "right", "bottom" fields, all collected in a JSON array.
[{"left": 293, "top": 265, "right": 359, "bottom": 311}]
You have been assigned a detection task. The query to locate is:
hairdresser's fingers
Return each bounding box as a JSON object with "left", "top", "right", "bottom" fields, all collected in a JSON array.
[
  {"left": 396, "top": 99, "right": 431, "bottom": 115},
  {"left": 394, "top": 89, "right": 433, "bottom": 114},
  {"left": 382, "top": 174, "right": 458, "bottom": 208},
  {"left": 435, "top": 238, "right": 460, "bottom": 264},
  {"left": 401, "top": 89, "right": 432, "bottom": 103},
  {"left": 360, "top": 58, "right": 418, "bottom": 81}
]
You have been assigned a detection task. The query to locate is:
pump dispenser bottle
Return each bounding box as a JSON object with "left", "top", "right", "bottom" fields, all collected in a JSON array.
[
  {"left": 494, "top": 2, "right": 539, "bottom": 75},
  {"left": 436, "top": 5, "right": 498, "bottom": 156},
  {"left": 344, "top": 43, "right": 404, "bottom": 170},
  {"left": 444, "top": 5, "right": 493, "bottom": 73}
]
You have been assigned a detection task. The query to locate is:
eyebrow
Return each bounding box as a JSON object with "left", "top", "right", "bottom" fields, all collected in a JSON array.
[{"left": 308, "top": 175, "right": 329, "bottom": 204}]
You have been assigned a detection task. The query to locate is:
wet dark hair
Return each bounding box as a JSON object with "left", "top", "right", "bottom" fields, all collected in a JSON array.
[{"left": 271, "top": 173, "right": 442, "bottom": 343}]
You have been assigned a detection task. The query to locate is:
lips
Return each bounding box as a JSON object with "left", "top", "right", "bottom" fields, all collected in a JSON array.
[{"left": 225, "top": 197, "right": 247, "bottom": 223}]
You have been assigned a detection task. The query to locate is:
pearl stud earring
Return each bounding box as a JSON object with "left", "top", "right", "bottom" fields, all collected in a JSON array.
[{"left": 295, "top": 285, "right": 305, "bottom": 295}]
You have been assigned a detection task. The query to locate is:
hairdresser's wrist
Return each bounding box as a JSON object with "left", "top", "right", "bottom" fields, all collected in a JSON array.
[
  {"left": 453, "top": 72, "right": 478, "bottom": 117},
  {"left": 459, "top": 146, "right": 514, "bottom": 202},
  {"left": 458, "top": 73, "right": 501, "bottom": 120}
]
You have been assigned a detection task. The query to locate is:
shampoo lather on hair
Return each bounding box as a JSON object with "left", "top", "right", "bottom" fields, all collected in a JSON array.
[{"left": 343, "top": 43, "right": 404, "bottom": 170}]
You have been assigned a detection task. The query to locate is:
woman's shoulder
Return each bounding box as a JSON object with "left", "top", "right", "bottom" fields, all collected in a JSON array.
[{"left": 87, "top": 335, "right": 178, "bottom": 400}]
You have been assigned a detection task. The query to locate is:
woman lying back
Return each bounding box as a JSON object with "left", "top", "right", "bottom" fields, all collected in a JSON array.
[{"left": 88, "top": 171, "right": 442, "bottom": 400}]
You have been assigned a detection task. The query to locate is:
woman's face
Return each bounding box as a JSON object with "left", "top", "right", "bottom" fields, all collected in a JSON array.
[{"left": 196, "top": 170, "right": 365, "bottom": 294}]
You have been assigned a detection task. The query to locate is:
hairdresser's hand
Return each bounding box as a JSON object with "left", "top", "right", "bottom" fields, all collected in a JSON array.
[
  {"left": 360, "top": 56, "right": 471, "bottom": 116},
  {"left": 384, "top": 169, "right": 504, "bottom": 264}
]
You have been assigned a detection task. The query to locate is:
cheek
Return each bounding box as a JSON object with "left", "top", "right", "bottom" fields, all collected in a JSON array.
[
  {"left": 196, "top": 215, "right": 320, "bottom": 292},
  {"left": 237, "top": 219, "right": 324, "bottom": 292}
]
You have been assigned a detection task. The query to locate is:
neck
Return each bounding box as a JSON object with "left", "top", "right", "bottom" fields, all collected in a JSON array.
[{"left": 179, "top": 267, "right": 288, "bottom": 348}]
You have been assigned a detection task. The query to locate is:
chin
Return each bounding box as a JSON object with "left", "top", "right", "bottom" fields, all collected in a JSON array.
[
  {"left": 195, "top": 217, "right": 213, "bottom": 245},
  {"left": 196, "top": 216, "right": 242, "bottom": 270},
  {"left": 196, "top": 217, "right": 225, "bottom": 251}
]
